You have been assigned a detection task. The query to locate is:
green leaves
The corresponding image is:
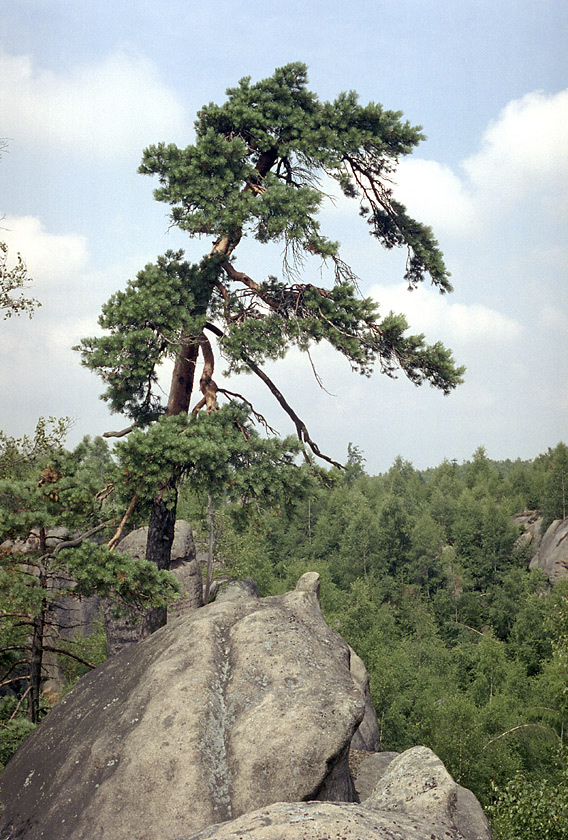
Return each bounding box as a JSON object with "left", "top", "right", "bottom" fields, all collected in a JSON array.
[
  {"left": 487, "top": 768, "right": 568, "bottom": 840},
  {"left": 0, "top": 241, "right": 40, "bottom": 320},
  {"left": 115, "top": 404, "right": 308, "bottom": 513},
  {"left": 82, "top": 62, "right": 465, "bottom": 443},
  {"left": 77, "top": 251, "right": 212, "bottom": 421},
  {"left": 0, "top": 417, "right": 69, "bottom": 480},
  {"left": 140, "top": 62, "right": 453, "bottom": 293},
  {"left": 61, "top": 542, "right": 180, "bottom": 610},
  {"left": 141, "top": 132, "right": 254, "bottom": 236}
]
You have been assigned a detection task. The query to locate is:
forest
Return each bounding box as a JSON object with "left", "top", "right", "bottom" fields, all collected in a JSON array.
[{"left": 1, "top": 429, "right": 567, "bottom": 838}]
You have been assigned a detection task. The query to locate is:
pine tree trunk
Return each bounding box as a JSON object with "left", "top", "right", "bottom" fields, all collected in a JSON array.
[
  {"left": 141, "top": 153, "right": 276, "bottom": 630},
  {"left": 28, "top": 610, "right": 44, "bottom": 724},
  {"left": 28, "top": 530, "right": 48, "bottom": 722},
  {"left": 143, "top": 338, "right": 199, "bottom": 632},
  {"left": 142, "top": 487, "right": 178, "bottom": 635},
  {"left": 167, "top": 341, "right": 200, "bottom": 416}
]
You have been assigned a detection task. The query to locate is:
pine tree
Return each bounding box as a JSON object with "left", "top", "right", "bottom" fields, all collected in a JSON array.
[
  {"left": 0, "top": 432, "right": 179, "bottom": 722},
  {"left": 77, "top": 63, "right": 465, "bottom": 633}
]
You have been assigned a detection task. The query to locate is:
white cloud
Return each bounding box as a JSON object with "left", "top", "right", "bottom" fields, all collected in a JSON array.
[
  {"left": 0, "top": 48, "right": 191, "bottom": 160},
  {"left": 464, "top": 89, "right": 568, "bottom": 205},
  {"left": 537, "top": 304, "right": 568, "bottom": 333},
  {"left": 391, "top": 89, "right": 568, "bottom": 234},
  {"left": 370, "top": 283, "right": 522, "bottom": 345},
  {"left": 394, "top": 159, "right": 476, "bottom": 236},
  {"left": 1, "top": 216, "right": 89, "bottom": 286}
]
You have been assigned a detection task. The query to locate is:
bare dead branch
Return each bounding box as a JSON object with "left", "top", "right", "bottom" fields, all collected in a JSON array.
[
  {"left": 108, "top": 492, "right": 140, "bottom": 551},
  {"left": 306, "top": 348, "right": 336, "bottom": 395},
  {"left": 483, "top": 723, "right": 560, "bottom": 749},
  {"left": 454, "top": 621, "right": 485, "bottom": 637},
  {"left": 0, "top": 612, "right": 33, "bottom": 621},
  {"left": 43, "top": 645, "right": 96, "bottom": 670},
  {"left": 7, "top": 686, "right": 30, "bottom": 721},
  {"left": 204, "top": 321, "right": 342, "bottom": 468},
  {"left": 103, "top": 424, "right": 136, "bottom": 439},
  {"left": 216, "top": 388, "right": 279, "bottom": 435},
  {"left": 51, "top": 522, "right": 112, "bottom": 556},
  {"left": 0, "top": 660, "right": 29, "bottom": 686}
]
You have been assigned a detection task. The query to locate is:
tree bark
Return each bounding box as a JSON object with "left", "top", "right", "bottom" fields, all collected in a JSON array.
[
  {"left": 167, "top": 341, "right": 200, "bottom": 416},
  {"left": 29, "top": 530, "right": 48, "bottom": 723},
  {"left": 28, "top": 609, "right": 45, "bottom": 724},
  {"left": 142, "top": 487, "right": 178, "bottom": 635}
]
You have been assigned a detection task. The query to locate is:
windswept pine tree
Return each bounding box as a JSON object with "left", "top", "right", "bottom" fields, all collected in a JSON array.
[{"left": 78, "top": 63, "right": 464, "bottom": 630}]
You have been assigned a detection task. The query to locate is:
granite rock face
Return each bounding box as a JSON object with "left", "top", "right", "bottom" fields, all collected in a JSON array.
[
  {"left": 511, "top": 510, "right": 543, "bottom": 556},
  {"left": 0, "top": 573, "right": 364, "bottom": 840},
  {"left": 530, "top": 517, "right": 568, "bottom": 583},
  {"left": 351, "top": 750, "right": 399, "bottom": 801},
  {"left": 349, "top": 647, "right": 381, "bottom": 751},
  {"left": 364, "top": 746, "right": 491, "bottom": 840},
  {"left": 177, "top": 747, "right": 491, "bottom": 840}
]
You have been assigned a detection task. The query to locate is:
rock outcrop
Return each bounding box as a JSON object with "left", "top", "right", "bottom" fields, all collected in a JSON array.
[
  {"left": 364, "top": 746, "right": 491, "bottom": 840},
  {"left": 349, "top": 648, "right": 381, "bottom": 752},
  {"left": 351, "top": 750, "right": 399, "bottom": 801},
  {"left": 0, "top": 573, "right": 365, "bottom": 840},
  {"left": 174, "top": 747, "right": 491, "bottom": 840},
  {"left": 511, "top": 510, "right": 543, "bottom": 555},
  {"left": 0, "top": 572, "right": 490, "bottom": 840},
  {"left": 530, "top": 517, "right": 568, "bottom": 583}
]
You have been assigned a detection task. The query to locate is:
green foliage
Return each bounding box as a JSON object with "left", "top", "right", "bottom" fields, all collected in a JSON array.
[
  {"left": 0, "top": 417, "right": 70, "bottom": 480},
  {"left": 201, "top": 442, "right": 568, "bottom": 812},
  {"left": 213, "top": 510, "right": 276, "bottom": 596},
  {"left": 0, "top": 429, "right": 180, "bottom": 723},
  {"left": 0, "top": 241, "right": 40, "bottom": 320},
  {"left": 487, "top": 768, "right": 568, "bottom": 840},
  {"left": 114, "top": 404, "right": 311, "bottom": 516},
  {"left": 542, "top": 442, "right": 568, "bottom": 530},
  {"left": 55, "top": 613, "right": 108, "bottom": 685},
  {"left": 76, "top": 252, "right": 213, "bottom": 421},
  {"left": 81, "top": 63, "right": 464, "bottom": 438},
  {"left": 0, "top": 707, "right": 36, "bottom": 769},
  {"left": 61, "top": 542, "right": 180, "bottom": 610}
]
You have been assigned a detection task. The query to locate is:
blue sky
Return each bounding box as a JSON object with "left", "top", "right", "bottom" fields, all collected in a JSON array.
[{"left": 1, "top": 0, "right": 566, "bottom": 473}]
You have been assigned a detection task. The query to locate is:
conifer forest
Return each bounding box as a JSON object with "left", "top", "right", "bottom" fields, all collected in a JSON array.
[{"left": 1, "top": 430, "right": 567, "bottom": 837}]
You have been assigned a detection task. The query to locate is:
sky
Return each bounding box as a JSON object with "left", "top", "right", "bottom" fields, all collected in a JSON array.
[{"left": 0, "top": 0, "right": 566, "bottom": 474}]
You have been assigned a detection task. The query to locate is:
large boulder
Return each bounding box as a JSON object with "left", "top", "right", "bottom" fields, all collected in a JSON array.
[
  {"left": 0, "top": 572, "right": 365, "bottom": 840},
  {"left": 530, "top": 517, "right": 568, "bottom": 583},
  {"left": 349, "top": 647, "right": 381, "bottom": 751},
  {"left": 364, "top": 746, "right": 491, "bottom": 840},
  {"left": 174, "top": 747, "right": 490, "bottom": 840}
]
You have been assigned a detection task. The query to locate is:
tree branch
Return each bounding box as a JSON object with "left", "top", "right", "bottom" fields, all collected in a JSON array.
[
  {"left": 7, "top": 687, "right": 30, "bottom": 722},
  {"left": 196, "top": 332, "right": 218, "bottom": 413},
  {"left": 216, "top": 388, "right": 279, "bottom": 435},
  {"left": 204, "top": 321, "right": 342, "bottom": 469},
  {"left": 103, "top": 424, "right": 136, "bottom": 438},
  {"left": 43, "top": 645, "right": 96, "bottom": 670},
  {"left": 108, "top": 492, "right": 140, "bottom": 551},
  {"left": 483, "top": 723, "right": 560, "bottom": 750},
  {"left": 51, "top": 522, "right": 112, "bottom": 556}
]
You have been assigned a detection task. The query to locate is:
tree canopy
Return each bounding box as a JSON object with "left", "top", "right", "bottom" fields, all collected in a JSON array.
[{"left": 77, "top": 62, "right": 465, "bottom": 588}]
